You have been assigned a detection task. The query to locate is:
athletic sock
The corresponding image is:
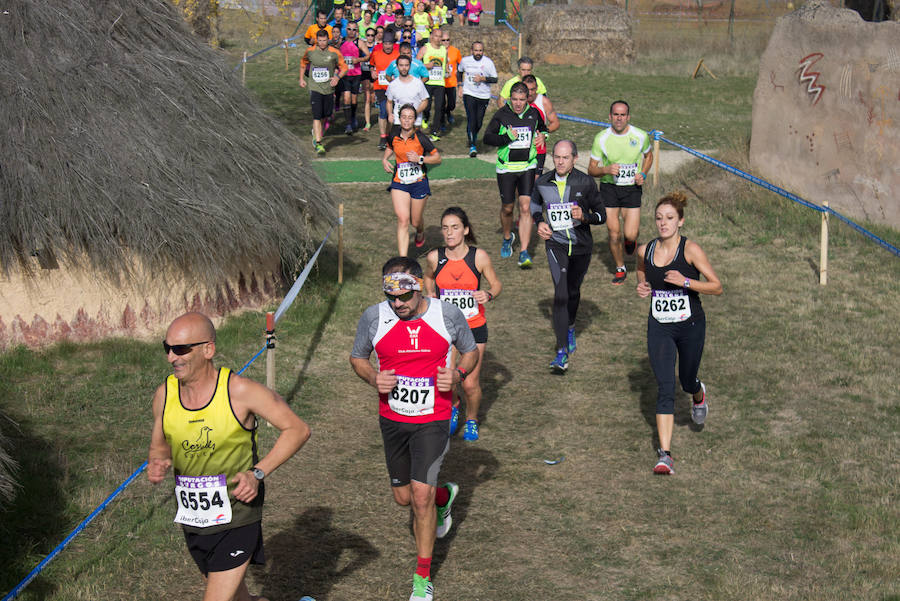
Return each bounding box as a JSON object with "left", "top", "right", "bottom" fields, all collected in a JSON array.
[
  {"left": 435, "top": 484, "right": 450, "bottom": 507},
  {"left": 415, "top": 556, "right": 432, "bottom": 579},
  {"left": 351, "top": 102, "right": 358, "bottom": 121},
  {"left": 344, "top": 105, "right": 352, "bottom": 125},
  {"left": 624, "top": 239, "right": 636, "bottom": 255}
]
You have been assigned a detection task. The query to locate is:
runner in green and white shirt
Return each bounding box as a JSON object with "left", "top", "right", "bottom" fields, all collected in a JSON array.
[{"left": 587, "top": 100, "right": 653, "bottom": 285}]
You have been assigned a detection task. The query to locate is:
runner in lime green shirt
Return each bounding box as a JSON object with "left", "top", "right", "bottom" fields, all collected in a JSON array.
[
  {"left": 588, "top": 100, "right": 653, "bottom": 285},
  {"left": 497, "top": 56, "right": 547, "bottom": 107}
]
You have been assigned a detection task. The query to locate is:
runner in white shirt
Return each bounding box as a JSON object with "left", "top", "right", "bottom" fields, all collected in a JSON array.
[
  {"left": 386, "top": 55, "right": 430, "bottom": 126},
  {"left": 457, "top": 41, "right": 497, "bottom": 157}
]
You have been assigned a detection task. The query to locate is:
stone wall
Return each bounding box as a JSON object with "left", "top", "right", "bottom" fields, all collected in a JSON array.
[{"left": 749, "top": 1, "right": 900, "bottom": 228}]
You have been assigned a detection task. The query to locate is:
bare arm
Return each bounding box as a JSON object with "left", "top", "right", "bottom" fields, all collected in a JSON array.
[
  {"left": 473, "top": 248, "right": 501, "bottom": 304},
  {"left": 666, "top": 240, "right": 722, "bottom": 295},
  {"left": 350, "top": 355, "right": 398, "bottom": 394},
  {"left": 147, "top": 383, "right": 172, "bottom": 484},
  {"left": 544, "top": 97, "right": 560, "bottom": 132},
  {"left": 635, "top": 244, "right": 651, "bottom": 298},
  {"left": 423, "top": 249, "right": 439, "bottom": 298}
]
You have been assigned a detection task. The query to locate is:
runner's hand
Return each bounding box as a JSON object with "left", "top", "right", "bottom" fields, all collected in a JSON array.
[
  {"left": 571, "top": 205, "right": 584, "bottom": 221},
  {"left": 405, "top": 151, "right": 420, "bottom": 162},
  {"left": 299, "top": 79, "right": 307, "bottom": 88},
  {"left": 148, "top": 457, "right": 171, "bottom": 484},
  {"left": 537, "top": 222, "right": 553, "bottom": 240},
  {"left": 472, "top": 290, "right": 490, "bottom": 304},
  {"left": 608, "top": 163, "right": 620, "bottom": 176},
  {"left": 231, "top": 471, "right": 260, "bottom": 503},
  {"left": 636, "top": 280, "right": 652, "bottom": 298},
  {"left": 376, "top": 369, "right": 398, "bottom": 393},
  {"left": 383, "top": 159, "right": 395, "bottom": 174},
  {"left": 436, "top": 366, "right": 456, "bottom": 391},
  {"left": 534, "top": 132, "right": 545, "bottom": 148},
  {"left": 635, "top": 171, "right": 645, "bottom": 186},
  {"left": 663, "top": 269, "right": 687, "bottom": 287}
]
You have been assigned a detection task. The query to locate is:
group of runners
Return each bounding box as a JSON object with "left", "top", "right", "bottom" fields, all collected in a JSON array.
[
  {"left": 146, "top": 39, "right": 726, "bottom": 601},
  {"left": 299, "top": 0, "right": 483, "bottom": 155}
]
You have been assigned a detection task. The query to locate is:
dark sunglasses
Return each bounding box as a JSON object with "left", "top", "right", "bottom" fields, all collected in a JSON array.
[
  {"left": 163, "top": 340, "right": 209, "bottom": 355},
  {"left": 402, "top": 35, "right": 412, "bottom": 39},
  {"left": 385, "top": 290, "right": 416, "bottom": 302}
]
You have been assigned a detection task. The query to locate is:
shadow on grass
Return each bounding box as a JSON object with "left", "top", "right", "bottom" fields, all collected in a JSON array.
[
  {"left": 469, "top": 349, "right": 512, "bottom": 427},
  {"left": 429, "top": 446, "right": 500, "bottom": 578},
  {"left": 536, "top": 298, "right": 603, "bottom": 335},
  {"left": 0, "top": 421, "right": 65, "bottom": 598},
  {"left": 260, "top": 506, "right": 379, "bottom": 601},
  {"left": 283, "top": 246, "right": 357, "bottom": 406},
  {"left": 629, "top": 357, "right": 704, "bottom": 452}
]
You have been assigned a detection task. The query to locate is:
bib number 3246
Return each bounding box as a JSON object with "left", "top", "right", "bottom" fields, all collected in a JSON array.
[{"left": 174, "top": 474, "right": 232, "bottom": 528}]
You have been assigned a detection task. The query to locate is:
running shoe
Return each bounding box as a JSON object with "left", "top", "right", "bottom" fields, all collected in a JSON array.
[
  {"left": 344, "top": 123, "right": 354, "bottom": 135},
  {"left": 500, "top": 232, "right": 516, "bottom": 259},
  {"left": 550, "top": 350, "right": 568, "bottom": 372},
  {"left": 421, "top": 119, "right": 428, "bottom": 130},
  {"left": 315, "top": 143, "right": 326, "bottom": 156},
  {"left": 435, "top": 482, "right": 459, "bottom": 538},
  {"left": 429, "top": 133, "right": 441, "bottom": 142},
  {"left": 447, "top": 114, "right": 455, "bottom": 125},
  {"left": 351, "top": 118, "right": 359, "bottom": 130},
  {"left": 462, "top": 420, "right": 479, "bottom": 441},
  {"left": 440, "top": 125, "right": 447, "bottom": 133},
  {"left": 612, "top": 266, "right": 627, "bottom": 285},
  {"left": 414, "top": 230, "right": 426, "bottom": 248},
  {"left": 691, "top": 382, "right": 708, "bottom": 425},
  {"left": 653, "top": 449, "right": 674, "bottom": 475},
  {"left": 517, "top": 250, "right": 532, "bottom": 268},
  {"left": 409, "top": 574, "right": 434, "bottom": 601},
  {"left": 377, "top": 139, "right": 387, "bottom": 151},
  {"left": 624, "top": 239, "right": 636, "bottom": 255},
  {"left": 469, "top": 145, "right": 477, "bottom": 158},
  {"left": 449, "top": 406, "right": 460, "bottom": 435},
  {"left": 567, "top": 327, "right": 576, "bottom": 354}
]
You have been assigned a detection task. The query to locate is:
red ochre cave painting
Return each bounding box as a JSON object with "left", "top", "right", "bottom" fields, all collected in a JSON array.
[{"left": 798, "top": 53, "right": 826, "bottom": 105}]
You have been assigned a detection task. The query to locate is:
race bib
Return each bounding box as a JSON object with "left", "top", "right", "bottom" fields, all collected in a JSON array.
[
  {"left": 440, "top": 289, "right": 479, "bottom": 319},
  {"left": 465, "top": 72, "right": 479, "bottom": 85},
  {"left": 344, "top": 55, "right": 355, "bottom": 65},
  {"left": 509, "top": 126, "right": 531, "bottom": 149},
  {"left": 547, "top": 202, "right": 575, "bottom": 231},
  {"left": 311, "top": 67, "right": 330, "bottom": 83},
  {"left": 378, "top": 70, "right": 388, "bottom": 85},
  {"left": 651, "top": 289, "right": 692, "bottom": 323},
  {"left": 173, "top": 474, "right": 232, "bottom": 528},
  {"left": 389, "top": 375, "right": 435, "bottom": 416},
  {"left": 396, "top": 161, "right": 423, "bottom": 184},
  {"left": 429, "top": 65, "right": 444, "bottom": 81},
  {"left": 615, "top": 162, "right": 638, "bottom": 186},
  {"left": 468, "top": 12, "right": 479, "bottom": 21}
]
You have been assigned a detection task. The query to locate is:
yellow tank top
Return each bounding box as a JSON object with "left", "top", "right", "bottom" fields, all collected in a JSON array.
[
  {"left": 422, "top": 44, "right": 448, "bottom": 86},
  {"left": 163, "top": 367, "right": 263, "bottom": 533},
  {"left": 413, "top": 12, "right": 430, "bottom": 37}
]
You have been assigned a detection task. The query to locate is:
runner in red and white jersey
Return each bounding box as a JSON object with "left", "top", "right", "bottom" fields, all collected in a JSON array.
[
  {"left": 350, "top": 257, "right": 477, "bottom": 601},
  {"left": 523, "top": 73, "right": 559, "bottom": 176}
]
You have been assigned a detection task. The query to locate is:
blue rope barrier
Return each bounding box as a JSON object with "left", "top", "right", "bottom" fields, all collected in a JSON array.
[
  {"left": 232, "top": 33, "right": 306, "bottom": 72},
  {"left": 1, "top": 462, "right": 148, "bottom": 601},
  {"left": 498, "top": 19, "right": 518, "bottom": 34},
  {"left": 1, "top": 224, "right": 339, "bottom": 601},
  {"left": 555, "top": 113, "right": 899, "bottom": 258}
]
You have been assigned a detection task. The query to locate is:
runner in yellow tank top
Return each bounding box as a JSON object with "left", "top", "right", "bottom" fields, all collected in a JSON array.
[{"left": 148, "top": 312, "right": 310, "bottom": 601}]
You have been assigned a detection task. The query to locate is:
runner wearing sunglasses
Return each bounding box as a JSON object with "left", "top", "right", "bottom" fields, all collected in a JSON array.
[
  {"left": 351, "top": 258, "right": 477, "bottom": 601},
  {"left": 148, "top": 312, "right": 310, "bottom": 601}
]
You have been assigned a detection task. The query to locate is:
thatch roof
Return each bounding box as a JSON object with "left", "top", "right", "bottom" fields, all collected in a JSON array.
[{"left": 1, "top": 0, "right": 336, "bottom": 284}]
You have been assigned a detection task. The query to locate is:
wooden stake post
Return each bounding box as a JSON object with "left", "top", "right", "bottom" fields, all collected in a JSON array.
[
  {"left": 820, "top": 201, "right": 829, "bottom": 286},
  {"left": 242, "top": 51, "right": 247, "bottom": 85},
  {"left": 652, "top": 130, "right": 661, "bottom": 187},
  {"left": 284, "top": 40, "right": 290, "bottom": 71},
  {"left": 691, "top": 58, "right": 717, "bottom": 80},
  {"left": 338, "top": 203, "right": 344, "bottom": 284},
  {"left": 265, "top": 312, "right": 276, "bottom": 426}
]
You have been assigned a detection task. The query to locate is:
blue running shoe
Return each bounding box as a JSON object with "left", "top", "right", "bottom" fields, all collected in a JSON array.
[
  {"left": 550, "top": 350, "right": 568, "bottom": 372},
  {"left": 518, "top": 249, "right": 532, "bottom": 268},
  {"left": 469, "top": 145, "right": 477, "bottom": 157},
  {"left": 462, "top": 420, "right": 479, "bottom": 441},
  {"left": 500, "top": 232, "right": 516, "bottom": 258},
  {"left": 449, "top": 406, "right": 460, "bottom": 435},
  {"left": 567, "top": 327, "right": 576, "bottom": 354}
]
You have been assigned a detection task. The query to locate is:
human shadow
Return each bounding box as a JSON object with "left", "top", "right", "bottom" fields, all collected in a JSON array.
[
  {"left": 408, "top": 225, "right": 444, "bottom": 261},
  {"left": 420, "top": 446, "right": 500, "bottom": 578},
  {"left": 0, "top": 419, "right": 66, "bottom": 598},
  {"left": 628, "top": 356, "right": 701, "bottom": 451},
  {"left": 259, "top": 506, "right": 379, "bottom": 601},
  {"left": 465, "top": 348, "right": 512, "bottom": 426},
  {"left": 535, "top": 298, "right": 602, "bottom": 334}
]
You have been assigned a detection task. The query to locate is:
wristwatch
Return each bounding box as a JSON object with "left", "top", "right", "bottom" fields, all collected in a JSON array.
[
  {"left": 418, "top": 155, "right": 425, "bottom": 165},
  {"left": 251, "top": 466, "right": 265, "bottom": 481}
]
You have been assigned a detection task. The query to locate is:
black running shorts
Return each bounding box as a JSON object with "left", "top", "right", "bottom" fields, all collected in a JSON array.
[
  {"left": 379, "top": 416, "right": 450, "bottom": 487},
  {"left": 496, "top": 169, "right": 536, "bottom": 204},
  {"left": 599, "top": 182, "right": 642, "bottom": 209},
  {"left": 183, "top": 521, "right": 265, "bottom": 575},
  {"left": 310, "top": 90, "right": 335, "bottom": 121}
]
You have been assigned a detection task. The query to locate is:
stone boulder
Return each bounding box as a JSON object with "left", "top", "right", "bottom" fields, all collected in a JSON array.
[{"left": 749, "top": 1, "right": 900, "bottom": 228}]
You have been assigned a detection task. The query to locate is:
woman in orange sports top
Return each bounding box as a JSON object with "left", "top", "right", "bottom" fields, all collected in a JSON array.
[{"left": 424, "top": 206, "right": 501, "bottom": 441}]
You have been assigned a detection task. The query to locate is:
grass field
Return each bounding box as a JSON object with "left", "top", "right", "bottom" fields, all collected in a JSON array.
[{"left": 2, "top": 7, "right": 899, "bottom": 601}]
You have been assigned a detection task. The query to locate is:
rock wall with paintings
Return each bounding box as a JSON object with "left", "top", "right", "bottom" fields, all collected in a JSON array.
[{"left": 750, "top": 1, "right": 900, "bottom": 228}]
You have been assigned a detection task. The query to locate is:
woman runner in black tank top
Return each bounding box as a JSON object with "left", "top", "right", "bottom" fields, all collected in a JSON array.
[{"left": 635, "top": 192, "right": 723, "bottom": 475}]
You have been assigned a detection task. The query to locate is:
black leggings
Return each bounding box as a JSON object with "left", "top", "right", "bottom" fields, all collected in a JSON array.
[
  {"left": 442, "top": 86, "right": 457, "bottom": 125},
  {"left": 423, "top": 85, "right": 445, "bottom": 135},
  {"left": 647, "top": 314, "right": 705, "bottom": 414},
  {"left": 463, "top": 94, "right": 489, "bottom": 146},
  {"left": 546, "top": 246, "right": 591, "bottom": 351}
]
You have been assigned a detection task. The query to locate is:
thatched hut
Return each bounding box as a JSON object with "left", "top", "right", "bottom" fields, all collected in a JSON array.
[
  {"left": 0, "top": 0, "right": 337, "bottom": 349},
  {"left": 523, "top": 5, "right": 634, "bottom": 66}
]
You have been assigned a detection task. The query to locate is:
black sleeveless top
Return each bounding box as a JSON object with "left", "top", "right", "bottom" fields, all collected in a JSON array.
[{"left": 643, "top": 236, "right": 703, "bottom": 322}]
